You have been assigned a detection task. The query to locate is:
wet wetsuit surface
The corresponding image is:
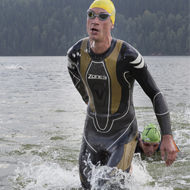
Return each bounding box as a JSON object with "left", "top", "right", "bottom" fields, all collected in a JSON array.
[{"left": 67, "top": 37, "right": 171, "bottom": 189}]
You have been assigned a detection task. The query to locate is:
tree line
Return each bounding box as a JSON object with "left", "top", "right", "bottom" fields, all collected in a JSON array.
[{"left": 0, "top": 0, "right": 189, "bottom": 56}]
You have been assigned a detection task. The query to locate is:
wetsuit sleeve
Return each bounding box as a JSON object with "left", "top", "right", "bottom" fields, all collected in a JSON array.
[
  {"left": 67, "top": 46, "right": 89, "bottom": 104},
  {"left": 134, "top": 133, "right": 141, "bottom": 153},
  {"left": 130, "top": 54, "right": 172, "bottom": 135}
]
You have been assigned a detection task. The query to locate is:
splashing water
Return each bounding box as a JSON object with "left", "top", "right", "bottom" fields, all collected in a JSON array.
[
  {"left": 9, "top": 154, "right": 174, "bottom": 190},
  {"left": 5, "top": 64, "right": 23, "bottom": 70},
  {"left": 89, "top": 154, "right": 173, "bottom": 190},
  {"left": 9, "top": 156, "right": 82, "bottom": 190}
]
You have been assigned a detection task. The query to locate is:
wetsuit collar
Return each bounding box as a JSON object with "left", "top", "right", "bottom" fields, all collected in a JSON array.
[{"left": 87, "top": 38, "right": 117, "bottom": 61}]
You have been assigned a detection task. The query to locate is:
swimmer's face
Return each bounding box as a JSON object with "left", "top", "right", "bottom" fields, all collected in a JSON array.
[
  {"left": 86, "top": 7, "right": 113, "bottom": 42},
  {"left": 141, "top": 140, "right": 159, "bottom": 157}
]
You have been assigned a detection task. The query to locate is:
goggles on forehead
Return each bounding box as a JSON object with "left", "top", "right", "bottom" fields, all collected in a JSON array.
[{"left": 87, "top": 9, "right": 114, "bottom": 21}]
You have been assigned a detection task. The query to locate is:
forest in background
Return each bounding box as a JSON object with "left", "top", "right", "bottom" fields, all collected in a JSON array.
[{"left": 0, "top": 0, "right": 189, "bottom": 56}]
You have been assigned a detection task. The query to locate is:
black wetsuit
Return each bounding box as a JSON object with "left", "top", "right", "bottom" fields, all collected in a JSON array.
[{"left": 67, "top": 37, "right": 172, "bottom": 189}]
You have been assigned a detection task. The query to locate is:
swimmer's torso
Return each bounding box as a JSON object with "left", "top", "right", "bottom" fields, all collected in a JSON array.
[
  {"left": 67, "top": 37, "right": 170, "bottom": 151},
  {"left": 68, "top": 38, "right": 141, "bottom": 129}
]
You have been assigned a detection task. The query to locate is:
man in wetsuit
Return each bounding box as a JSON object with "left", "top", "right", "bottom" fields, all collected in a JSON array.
[{"left": 67, "top": 0, "right": 177, "bottom": 189}]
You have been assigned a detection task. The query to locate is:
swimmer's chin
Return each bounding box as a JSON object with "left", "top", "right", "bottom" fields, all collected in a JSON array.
[{"left": 145, "top": 153, "right": 153, "bottom": 157}]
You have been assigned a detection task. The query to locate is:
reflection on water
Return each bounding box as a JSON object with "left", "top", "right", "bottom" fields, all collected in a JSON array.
[{"left": 0, "top": 56, "right": 189, "bottom": 190}]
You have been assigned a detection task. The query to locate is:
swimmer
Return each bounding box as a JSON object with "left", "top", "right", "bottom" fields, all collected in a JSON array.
[
  {"left": 135, "top": 124, "right": 179, "bottom": 157},
  {"left": 67, "top": 0, "right": 177, "bottom": 188}
]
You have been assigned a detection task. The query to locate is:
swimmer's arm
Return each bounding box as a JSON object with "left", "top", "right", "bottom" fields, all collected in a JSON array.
[
  {"left": 131, "top": 58, "right": 177, "bottom": 165},
  {"left": 124, "top": 47, "right": 171, "bottom": 135},
  {"left": 160, "top": 135, "right": 177, "bottom": 166},
  {"left": 67, "top": 54, "right": 89, "bottom": 104},
  {"left": 132, "top": 63, "right": 172, "bottom": 135}
]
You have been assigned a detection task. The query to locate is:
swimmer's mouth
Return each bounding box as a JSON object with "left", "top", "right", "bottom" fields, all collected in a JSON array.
[{"left": 91, "top": 28, "right": 99, "bottom": 32}]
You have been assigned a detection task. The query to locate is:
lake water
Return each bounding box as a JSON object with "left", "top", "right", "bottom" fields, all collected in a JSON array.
[{"left": 0, "top": 56, "right": 189, "bottom": 190}]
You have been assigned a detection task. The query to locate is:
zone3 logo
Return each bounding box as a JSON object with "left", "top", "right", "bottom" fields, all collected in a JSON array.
[{"left": 88, "top": 74, "right": 107, "bottom": 80}]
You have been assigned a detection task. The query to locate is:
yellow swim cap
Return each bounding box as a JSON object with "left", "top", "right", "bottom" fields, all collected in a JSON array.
[{"left": 89, "top": 0, "right": 116, "bottom": 25}]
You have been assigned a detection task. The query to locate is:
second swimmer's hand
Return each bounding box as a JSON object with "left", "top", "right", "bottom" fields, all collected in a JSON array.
[{"left": 160, "top": 135, "right": 177, "bottom": 166}]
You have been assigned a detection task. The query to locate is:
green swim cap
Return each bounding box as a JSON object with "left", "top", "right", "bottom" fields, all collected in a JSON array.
[{"left": 141, "top": 124, "right": 161, "bottom": 143}]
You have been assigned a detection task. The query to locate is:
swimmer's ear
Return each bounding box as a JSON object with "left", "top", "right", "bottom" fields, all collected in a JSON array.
[{"left": 111, "top": 24, "right": 114, "bottom": 29}]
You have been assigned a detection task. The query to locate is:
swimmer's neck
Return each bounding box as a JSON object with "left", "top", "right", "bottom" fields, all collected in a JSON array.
[{"left": 89, "top": 36, "right": 112, "bottom": 54}]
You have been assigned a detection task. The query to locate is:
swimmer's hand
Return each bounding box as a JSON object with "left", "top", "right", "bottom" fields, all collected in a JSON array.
[{"left": 160, "top": 135, "right": 177, "bottom": 166}]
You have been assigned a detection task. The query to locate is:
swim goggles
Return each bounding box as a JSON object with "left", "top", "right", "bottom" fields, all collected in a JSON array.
[
  {"left": 87, "top": 9, "right": 115, "bottom": 21},
  {"left": 141, "top": 140, "right": 160, "bottom": 148}
]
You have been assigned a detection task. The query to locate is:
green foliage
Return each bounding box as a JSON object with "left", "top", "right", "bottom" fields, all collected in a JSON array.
[{"left": 0, "top": 0, "right": 189, "bottom": 56}]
